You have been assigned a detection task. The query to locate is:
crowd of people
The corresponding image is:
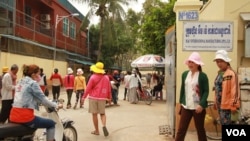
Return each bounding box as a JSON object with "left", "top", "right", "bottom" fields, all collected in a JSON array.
[
  {"left": 0, "top": 61, "right": 165, "bottom": 139},
  {"left": 0, "top": 49, "right": 241, "bottom": 140}
]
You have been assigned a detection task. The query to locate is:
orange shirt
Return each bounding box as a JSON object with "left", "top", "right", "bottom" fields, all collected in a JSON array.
[{"left": 10, "top": 107, "right": 34, "bottom": 123}]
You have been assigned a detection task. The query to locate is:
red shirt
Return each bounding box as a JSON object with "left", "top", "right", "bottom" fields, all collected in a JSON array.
[
  {"left": 64, "top": 74, "right": 75, "bottom": 90},
  {"left": 50, "top": 73, "right": 63, "bottom": 86}
]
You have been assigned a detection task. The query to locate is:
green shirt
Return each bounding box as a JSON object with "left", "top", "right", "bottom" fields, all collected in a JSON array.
[{"left": 179, "top": 70, "right": 209, "bottom": 108}]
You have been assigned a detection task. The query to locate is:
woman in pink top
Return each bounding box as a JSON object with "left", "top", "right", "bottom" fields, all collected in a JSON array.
[
  {"left": 82, "top": 62, "right": 111, "bottom": 137},
  {"left": 64, "top": 68, "right": 75, "bottom": 109}
]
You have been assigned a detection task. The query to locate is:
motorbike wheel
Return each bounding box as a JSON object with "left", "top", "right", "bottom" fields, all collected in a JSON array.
[{"left": 62, "top": 125, "right": 78, "bottom": 141}]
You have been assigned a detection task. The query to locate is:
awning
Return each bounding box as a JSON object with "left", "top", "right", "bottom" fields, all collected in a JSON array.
[
  {"left": 109, "top": 66, "right": 122, "bottom": 70},
  {"left": 68, "top": 58, "right": 93, "bottom": 65},
  {"left": 131, "top": 54, "right": 165, "bottom": 68},
  {"left": 0, "top": 34, "right": 91, "bottom": 60}
]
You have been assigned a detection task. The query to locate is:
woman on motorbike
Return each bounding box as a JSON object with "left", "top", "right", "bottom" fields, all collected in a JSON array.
[{"left": 9, "top": 64, "right": 62, "bottom": 141}]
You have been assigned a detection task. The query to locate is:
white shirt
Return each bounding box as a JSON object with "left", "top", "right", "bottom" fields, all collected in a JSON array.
[
  {"left": 1, "top": 73, "right": 16, "bottom": 100},
  {"left": 38, "top": 74, "right": 46, "bottom": 86},
  {"left": 183, "top": 71, "right": 200, "bottom": 110},
  {"left": 124, "top": 74, "right": 131, "bottom": 88},
  {"left": 128, "top": 74, "right": 139, "bottom": 89}
]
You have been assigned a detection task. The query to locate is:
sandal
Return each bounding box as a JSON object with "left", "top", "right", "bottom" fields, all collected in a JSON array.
[
  {"left": 66, "top": 105, "right": 71, "bottom": 109},
  {"left": 91, "top": 131, "right": 100, "bottom": 135},
  {"left": 103, "top": 126, "right": 109, "bottom": 137}
]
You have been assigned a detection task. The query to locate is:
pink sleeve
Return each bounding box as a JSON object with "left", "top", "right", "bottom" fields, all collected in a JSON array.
[{"left": 83, "top": 77, "right": 94, "bottom": 99}]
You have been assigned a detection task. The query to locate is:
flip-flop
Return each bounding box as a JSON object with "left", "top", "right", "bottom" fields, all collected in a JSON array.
[
  {"left": 91, "top": 131, "right": 100, "bottom": 135},
  {"left": 103, "top": 126, "right": 109, "bottom": 137}
]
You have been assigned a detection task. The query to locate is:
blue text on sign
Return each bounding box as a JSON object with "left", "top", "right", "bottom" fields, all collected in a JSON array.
[{"left": 179, "top": 11, "right": 199, "bottom": 21}]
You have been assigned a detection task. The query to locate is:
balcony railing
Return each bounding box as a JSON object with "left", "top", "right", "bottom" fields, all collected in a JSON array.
[{"left": 0, "top": 0, "right": 87, "bottom": 57}]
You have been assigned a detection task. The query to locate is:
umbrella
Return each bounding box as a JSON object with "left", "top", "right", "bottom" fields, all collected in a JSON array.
[{"left": 131, "top": 54, "right": 165, "bottom": 68}]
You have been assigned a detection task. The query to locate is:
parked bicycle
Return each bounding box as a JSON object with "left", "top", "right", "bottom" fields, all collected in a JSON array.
[
  {"left": 137, "top": 86, "right": 153, "bottom": 105},
  {"left": 205, "top": 101, "right": 250, "bottom": 140},
  {"left": 205, "top": 101, "right": 222, "bottom": 140}
]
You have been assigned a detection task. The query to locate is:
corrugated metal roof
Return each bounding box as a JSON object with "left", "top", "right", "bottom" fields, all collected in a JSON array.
[
  {"left": 0, "top": 0, "right": 14, "bottom": 11},
  {"left": 58, "top": 0, "right": 85, "bottom": 20}
]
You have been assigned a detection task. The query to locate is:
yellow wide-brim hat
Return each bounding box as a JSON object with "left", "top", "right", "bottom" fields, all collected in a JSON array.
[
  {"left": 2, "top": 67, "right": 9, "bottom": 73},
  {"left": 91, "top": 62, "right": 105, "bottom": 74}
]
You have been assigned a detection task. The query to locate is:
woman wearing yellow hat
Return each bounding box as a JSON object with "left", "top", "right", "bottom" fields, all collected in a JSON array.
[{"left": 81, "top": 62, "right": 112, "bottom": 137}]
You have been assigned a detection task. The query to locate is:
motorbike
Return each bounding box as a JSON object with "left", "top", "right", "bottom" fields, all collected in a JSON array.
[{"left": 0, "top": 99, "right": 77, "bottom": 141}]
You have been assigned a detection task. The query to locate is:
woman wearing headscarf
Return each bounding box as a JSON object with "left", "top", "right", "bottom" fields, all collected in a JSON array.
[
  {"left": 73, "top": 68, "right": 86, "bottom": 109},
  {"left": 175, "top": 52, "right": 209, "bottom": 141},
  {"left": 126, "top": 69, "right": 141, "bottom": 104},
  {"left": 64, "top": 67, "right": 75, "bottom": 109},
  {"left": 213, "top": 50, "right": 240, "bottom": 125}
]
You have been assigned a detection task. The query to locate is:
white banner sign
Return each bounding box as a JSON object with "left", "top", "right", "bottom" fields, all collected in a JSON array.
[{"left": 183, "top": 22, "right": 233, "bottom": 51}]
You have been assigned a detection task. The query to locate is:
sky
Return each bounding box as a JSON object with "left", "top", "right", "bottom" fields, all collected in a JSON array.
[{"left": 69, "top": 0, "right": 168, "bottom": 25}]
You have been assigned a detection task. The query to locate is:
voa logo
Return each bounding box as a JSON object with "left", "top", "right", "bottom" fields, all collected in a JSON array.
[{"left": 226, "top": 129, "right": 246, "bottom": 136}]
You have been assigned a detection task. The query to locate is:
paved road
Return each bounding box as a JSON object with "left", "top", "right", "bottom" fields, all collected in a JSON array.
[
  {"left": 0, "top": 82, "right": 213, "bottom": 141},
  {"left": 56, "top": 83, "right": 172, "bottom": 141},
  {"left": 56, "top": 82, "right": 208, "bottom": 141}
]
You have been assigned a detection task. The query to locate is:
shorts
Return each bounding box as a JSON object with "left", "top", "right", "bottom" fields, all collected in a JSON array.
[{"left": 88, "top": 99, "right": 106, "bottom": 114}]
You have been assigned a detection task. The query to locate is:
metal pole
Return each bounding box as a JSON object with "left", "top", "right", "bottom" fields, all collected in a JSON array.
[
  {"left": 88, "top": 28, "right": 90, "bottom": 57},
  {"left": 53, "top": 13, "right": 79, "bottom": 67},
  {"left": 53, "top": 14, "right": 58, "bottom": 68}
]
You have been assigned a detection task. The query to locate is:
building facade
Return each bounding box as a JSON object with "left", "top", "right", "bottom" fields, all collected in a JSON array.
[
  {"left": 0, "top": 0, "right": 92, "bottom": 78},
  {"left": 164, "top": 0, "right": 250, "bottom": 136}
]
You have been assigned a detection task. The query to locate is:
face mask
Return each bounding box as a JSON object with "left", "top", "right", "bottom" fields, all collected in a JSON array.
[{"left": 35, "top": 74, "right": 41, "bottom": 82}]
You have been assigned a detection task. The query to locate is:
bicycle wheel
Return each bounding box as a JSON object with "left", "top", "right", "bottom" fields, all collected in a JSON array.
[
  {"left": 63, "top": 125, "right": 78, "bottom": 141},
  {"left": 206, "top": 132, "right": 222, "bottom": 140},
  {"left": 206, "top": 119, "right": 222, "bottom": 140},
  {"left": 143, "top": 90, "right": 153, "bottom": 105}
]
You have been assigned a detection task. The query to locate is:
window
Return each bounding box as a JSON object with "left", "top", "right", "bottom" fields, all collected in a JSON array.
[
  {"left": 63, "top": 18, "right": 69, "bottom": 36},
  {"left": 69, "top": 22, "right": 76, "bottom": 39},
  {"left": 25, "top": 5, "right": 32, "bottom": 25}
]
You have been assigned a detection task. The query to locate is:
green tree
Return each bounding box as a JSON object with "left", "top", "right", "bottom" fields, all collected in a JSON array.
[
  {"left": 73, "top": 0, "right": 137, "bottom": 61},
  {"left": 101, "top": 17, "right": 134, "bottom": 69},
  {"left": 140, "top": 0, "right": 176, "bottom": 56},
  {"left": 88, "top": 25, "right": 99, "bottom": 61},
  {"left": 126, "top": 9, "right": 142, "bottom": 54}
]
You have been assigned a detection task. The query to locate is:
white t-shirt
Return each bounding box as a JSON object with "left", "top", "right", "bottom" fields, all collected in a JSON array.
[
  {"left": 182, "top": 71, "right": 200, "bottom": 110},
  {"left": 128, "top": 74, "right": 139, "bottom": 89},
  {"left": 124, "top": 74, "right": 131, "bottom": 88},
  {"left": 38, "top": 74, "right": 46, "bottom": 86}
]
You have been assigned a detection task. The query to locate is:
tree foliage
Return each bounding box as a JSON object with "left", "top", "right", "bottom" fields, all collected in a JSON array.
[
  {"left": 73, "top": 0, "right": 177, "bottom": 70},
  {"left": 139, "top": 0, "right": 176, "bottom": 57},
  {"left": 73, "top": 0, "right": 137, "bottom": 61}
]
